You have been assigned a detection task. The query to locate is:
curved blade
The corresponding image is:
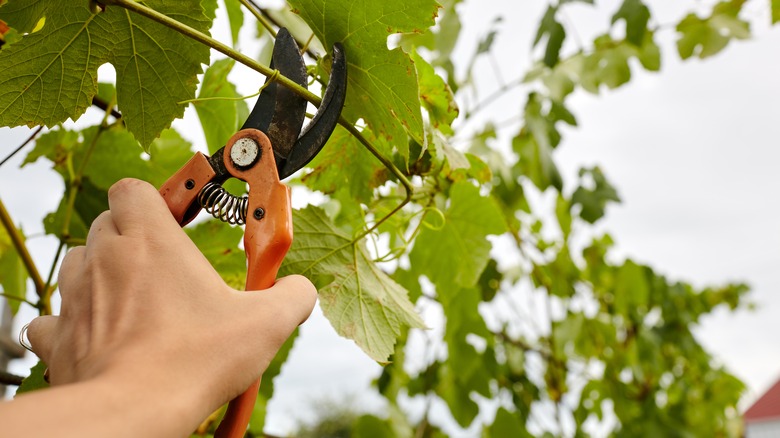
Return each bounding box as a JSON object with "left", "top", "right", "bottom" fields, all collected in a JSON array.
[
  {"left": 240, "top": 28, "right": 307, "bottom": 162},
  {"left": 278, "top": 42, "right": 348, "bottom": 179}
]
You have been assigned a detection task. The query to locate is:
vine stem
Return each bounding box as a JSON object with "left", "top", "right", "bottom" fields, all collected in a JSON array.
[
  {"left": 0, "top": 293, "right": 39, "bottom": 310},
  {"left": 105, "top": 0, "right": 416, "bottom": 241},
  {"left": 0, "top": 198, "right": 46, "bottom": 300},
  {"left": 239, "top": 0, "right": 277, "bottom": 38}
]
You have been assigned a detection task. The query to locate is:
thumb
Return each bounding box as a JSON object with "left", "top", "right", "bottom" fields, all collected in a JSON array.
[
  {"left": 26, "top": 315, "right": 59, "bottom": 364},
  {"left": 245, "top": 275, "right": 317, "bottom": 331}
]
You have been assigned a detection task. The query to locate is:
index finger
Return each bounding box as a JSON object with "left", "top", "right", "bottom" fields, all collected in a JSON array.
[{"left": 107, "top": 178, "right": 182, "bottom": 238}]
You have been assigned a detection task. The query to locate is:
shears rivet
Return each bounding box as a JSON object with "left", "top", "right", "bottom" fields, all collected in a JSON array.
[
  {"left": 253, "top": 207, "right": 265, "bottom": 220},
  {"left": 231, "top": 138, "right": 260, "bottom": 168},
  {"left": 185, "top": 179, "right": 195, "bottom": 190}
]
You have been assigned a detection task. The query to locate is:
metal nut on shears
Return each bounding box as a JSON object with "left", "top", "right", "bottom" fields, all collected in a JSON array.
[{"left": 230, "top": 137, "right": 260, "bottom": 169}]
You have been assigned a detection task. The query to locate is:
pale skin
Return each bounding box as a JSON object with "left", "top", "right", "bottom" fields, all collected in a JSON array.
[{"left": 0, "top": 178, "right": 317, "bottom": 437}]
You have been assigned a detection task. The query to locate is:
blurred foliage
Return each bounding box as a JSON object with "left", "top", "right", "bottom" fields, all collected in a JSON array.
[{"left": 0, "top": 0, "right": 766, "bottom": 436}]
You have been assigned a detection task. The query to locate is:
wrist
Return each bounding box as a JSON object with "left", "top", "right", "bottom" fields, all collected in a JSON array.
[{"left": 87, "top": 364, "right": 214, "bottom": 437}]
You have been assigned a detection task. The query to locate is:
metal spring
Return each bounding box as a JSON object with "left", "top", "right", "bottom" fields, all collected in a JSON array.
[{"left": 198, "top": 182, "right": 248, "bottom": 225}]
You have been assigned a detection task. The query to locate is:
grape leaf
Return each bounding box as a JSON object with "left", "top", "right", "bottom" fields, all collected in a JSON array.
[
  {"left": 0, "top": 0, "right": 212, "bottom": 149},
  {"left": 486, "top": 408, "right": 531, "bottom": 438},
  {"left": 16, "top": 360, "right": 49, "bottom": 395},
  {"left": 580, "top": 33, "right": 660, "bottom": 92},
  {"left": 25, "top": 126, "right": 193, "bottom": 241},
  {"left": 287, "top": 0, "right": 438, "bottom": 157},
  {"left": 186, "top": 220, "right": 246, "bottom": 290},
  {"left": 413, "top": 50, "right": 458, "bottom": 135},
  {"left": 409, "top": 181, "right": 506, "bottom": 291},
  {"left": 303, "top": 126, "right": 389, "bottom": 205},
  {"left": 774, "top": 0, "right": 780, "bottom": 24},
  {"left": 223, "top": 0, "right": 243, "bottom": 47},
  {"left": 279, "top": 206, "right": 424, "bottom": 362},
  {"left": 611, "top": 0, "right": 650, "bottom": 46},
  {"left": 0, "top": 225, "right": 28, "bottom": 314},
  {"left": 676, "top": 1, "right": 750, "bottom": 60},
  {"left": 570, "top": 166, "right": 620, "bottom": 223},
  {"left": 194, "top": 58, "right": 248, "bottom": 154},
  {"left": 533, "top": 6, "right": 566, "bottom": 68}
]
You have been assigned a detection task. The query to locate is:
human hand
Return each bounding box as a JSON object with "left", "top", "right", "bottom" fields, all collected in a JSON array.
[{"left": 23, "top": 178, "right": 316, "bottom": 432}]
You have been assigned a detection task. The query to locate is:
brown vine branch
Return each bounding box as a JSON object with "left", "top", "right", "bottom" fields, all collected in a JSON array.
[
  {"left": 91, "top": 96, "right": 122, "bottom": 119},
  {"left": 0, "top": 370, "right": 24, "bottom": 386}
]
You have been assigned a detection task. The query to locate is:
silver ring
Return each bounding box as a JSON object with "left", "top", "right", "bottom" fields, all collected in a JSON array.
[{"left": 19, "top": 323, "right": 33, "bottom": 353}]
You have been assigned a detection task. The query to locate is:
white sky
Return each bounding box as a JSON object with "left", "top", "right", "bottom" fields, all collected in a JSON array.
[{"left": 1, "top": 0, "right": 779, "bottom": 435}]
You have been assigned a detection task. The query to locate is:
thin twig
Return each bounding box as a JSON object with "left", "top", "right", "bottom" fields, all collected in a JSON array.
[
  {"left": 240, "top": 0, "right": 277, "bottom": 38},
  {"left": 42, "top": 241, "right": 65, "bottom": 299},
  {"left": 0, "top": 126, "right": 43, "bottom": 168},
  {"left": 0, "top": 293, "right": 39, "bottom": 310},
  {"left": 243, "top": 0, "right": 321, "bottom": 60},
  {"left": 464, "top": 76, "right": 525, "bottom": 120}
]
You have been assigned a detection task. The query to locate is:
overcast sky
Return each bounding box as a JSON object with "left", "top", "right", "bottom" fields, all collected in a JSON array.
[{"left": 1, "top": 0, "right": 778, "bottom": 435}]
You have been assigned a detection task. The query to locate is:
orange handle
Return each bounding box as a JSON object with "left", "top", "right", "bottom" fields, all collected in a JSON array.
[{"left": 160, "top": 130, "right": 293, "bottom": 438}]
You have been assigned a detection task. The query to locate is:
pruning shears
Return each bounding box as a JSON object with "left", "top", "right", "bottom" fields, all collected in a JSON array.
[{"left": 158, "top": 28, "right": 347, "bottom": 437}]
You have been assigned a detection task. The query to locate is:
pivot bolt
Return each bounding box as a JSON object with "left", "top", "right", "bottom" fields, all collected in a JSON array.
[
  {"left": 254, "top": 207, "right": 265, "bottom": 220},
  {"left": 230, "top": 137, "right": 260, "bottom": 168}
]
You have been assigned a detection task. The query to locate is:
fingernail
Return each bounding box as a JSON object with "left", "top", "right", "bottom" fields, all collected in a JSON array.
[{"left": 18, "top": 323, "right": 33, "bottom": 353}]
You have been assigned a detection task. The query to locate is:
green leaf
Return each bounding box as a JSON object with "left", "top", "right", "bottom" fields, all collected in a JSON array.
[
  {"left": 611, "top": 0, "right": 651, "bottom": 46},
  {"left": 194, "top": 59, "right": 247, "bottom": 154},
  {"left": 287, "top": 0, "right": 438, "bottom": 156},
  {"left": 16, "top": 361, "right": 49, "bottom": 395},
  {"left": 0, "top": 225, "right": 28, "bottom": 314},
  {"left": 0, "top": 0, "right": 212, "bottom": 149},
  {"left": 413, "top": 50, "right": 458, "bottom": 135},
  {"left": 570, "top": 166, "right": 620, "bottom": 223},
  {"left": 302, "top": 126, "right": 389, "bottom": 205},
  {"left": 514, "top": 94, "right": 565, "bottom": 191},
  {"left": 279, "top": 207, "right": 424, "bottom": 362},
  {"left": 25, "top": 126, "right": 193, "bottom": 190},
  {"left": 484, "top": 408, "right": 531, "bottom": 437},
  {"left": 186, "top": 220, "right": 246, "bottom": 290},
  {"left": 96, "top": 82, "right": 117, "bottom": 104},
  {"left": 533, "top": 6, "right": 566, "bottom": 68},
  {"left": 438, "top": 287, "right": 495, "bottom": 412},
  {"left": 676, "top": 1, "right": 750, "bottom": 60},
  {"left": 43, "top": 179, "right": 107, "bottom": 242},
  {"left": 773, "top": 0, "right": 780, "bottom": 24},
  {"left": 409, "top": 181, "right": 506, "bottom": 291},
  {"left": 26, "top": 125, "right": 192, "bottom": 241},
  {"left": 223, "top": 0, "right": 243, "bottom": 46},
  {"left": 614, "top": 260, "right": 650, "bottom": 317},
  {"left": 0, "top": 0, "right": 44, "bottom": 34},
  {"left": 477, "top": 258, "right": 501, "bottom": 302},
  {"left": 352, "top": 414, "right": 396, "bottom": 438},
  {"left": 436, "top": 362, "right": 480, "bottom": 427}
]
